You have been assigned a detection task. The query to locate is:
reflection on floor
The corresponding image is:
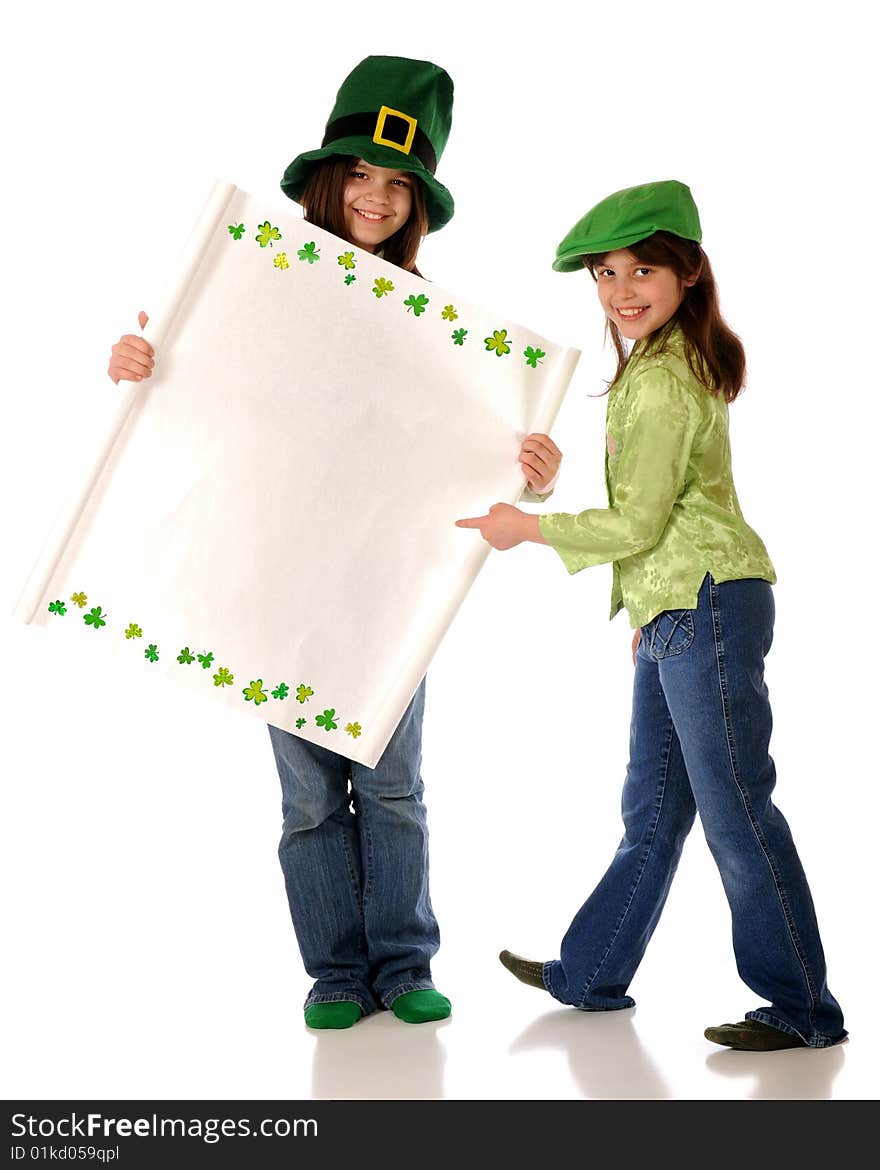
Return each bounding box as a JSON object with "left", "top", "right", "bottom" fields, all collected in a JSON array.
[{"left": 308, "top": 1004, "right": 848, "bottom": 1100}]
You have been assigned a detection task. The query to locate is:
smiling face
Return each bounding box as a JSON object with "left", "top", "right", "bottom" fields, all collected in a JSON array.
[
  {"left": 342, "top": 159, "right": 414, "bottom": 252},
  {"left": 595, "top": 248, "right": 696, "bottom": 340}
]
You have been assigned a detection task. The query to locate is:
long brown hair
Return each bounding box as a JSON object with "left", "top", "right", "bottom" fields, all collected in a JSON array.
[
  {"left": 584, "top": 232, "right": 746, "bottom": 402},
  {"left": 299, "top": 156, "right": 429, "bottom": 276}
]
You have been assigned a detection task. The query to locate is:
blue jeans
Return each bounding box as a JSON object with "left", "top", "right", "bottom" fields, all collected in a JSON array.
[
  {"left": 268, "top": 678, "right": 439, "bottom": 1015},
  {"left": 544, "top": 574, "right": 846, "bottom": 1047}
]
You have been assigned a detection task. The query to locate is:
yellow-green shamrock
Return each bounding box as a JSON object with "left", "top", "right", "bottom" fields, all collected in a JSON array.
[
  {"left": 71, "top": 592, "right": 88, "bottom": 608},
  {"left": 256, "top": 221, "right": 282, "bottom": 248},
  {"left": 337, "top": 251, "right": 357, "bottom": 270},
  {"left": 125, "top": 623, "right": 142, "bottom": 639},
  {"left": 243, "top": 679, "right": 269, "bottom": 705},
  {"left": 345, "top": 722, "right": 362, "bottom": 739},
  {"left": 485, "top": 330, "right": 512, "bottom": 357},
  {"left": 441, "top": 305, "right": 458, "bottom": 321},
  {"left": 274, "top": 253, "right": 290, "bottom": 270},
  {"left": 372, "top": 277, "right": 394, "bottom": 298},
  {"left": 296, "top": 684, "right": 314, "bottom": 704},
  {"left": 214, "top": 667, "right": 234, "bottom": 687}
]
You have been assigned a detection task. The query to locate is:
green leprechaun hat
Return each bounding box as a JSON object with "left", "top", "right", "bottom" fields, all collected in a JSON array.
[
  {"left": 281, "top": 55, "right": 455, "bottom": 233},
  {"left": 553, "top": 180, "right": 702, "bottom": 272}
]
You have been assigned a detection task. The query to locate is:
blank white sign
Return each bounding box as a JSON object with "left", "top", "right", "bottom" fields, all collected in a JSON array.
[{"left": 18, "top": 180, "right": 579, "bottom": 766}]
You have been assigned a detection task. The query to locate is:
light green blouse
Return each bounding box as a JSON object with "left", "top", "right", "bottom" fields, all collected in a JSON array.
[{"left": 538, "top": 324, "right": 776, "bottom": 629}]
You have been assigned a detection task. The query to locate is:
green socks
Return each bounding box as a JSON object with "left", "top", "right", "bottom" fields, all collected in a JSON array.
[
  {"left": 304, "top": 1001, "right": 363, "bottom": 1030},
  {"left": 304, "top": 991, "right": 451, "bottom": 1028},
  {"left": 391, "top": 989, "right": 452, "bottom": 1023}
]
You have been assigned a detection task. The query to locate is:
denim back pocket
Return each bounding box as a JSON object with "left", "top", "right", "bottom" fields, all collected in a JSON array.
[{"left": 644, "top": 609, "right": 695, "bottom": 660}]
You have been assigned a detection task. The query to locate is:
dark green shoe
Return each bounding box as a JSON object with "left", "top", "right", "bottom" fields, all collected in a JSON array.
[
  {"left": 499, "top": 950, "right": 546, "bottom": 990},
  {"left": 704, "top": 1019, "right": 807, "bottom": 1051}
]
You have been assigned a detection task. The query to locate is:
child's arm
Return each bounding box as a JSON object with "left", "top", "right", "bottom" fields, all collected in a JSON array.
[
  {"left": 538, "top": 369, "right": 699, "bottom": 571},
  {"left": 107, "top": 310, "right": 154, "bottom": 384},
  {"left": 458, "top": 366, "right": 699, "bottom": 559}
]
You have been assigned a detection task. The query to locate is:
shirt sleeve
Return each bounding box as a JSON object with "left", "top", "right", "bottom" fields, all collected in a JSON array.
[
  {"left": 520, "top": 470, "right": 559, "bottom": 504},
  {"left": 538, "top": 365, "right": 700, "bottom": 574}
]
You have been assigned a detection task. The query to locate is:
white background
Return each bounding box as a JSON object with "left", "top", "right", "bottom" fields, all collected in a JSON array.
[{"left": 1, "top": 0, "right": 876, "bottom": 1101}]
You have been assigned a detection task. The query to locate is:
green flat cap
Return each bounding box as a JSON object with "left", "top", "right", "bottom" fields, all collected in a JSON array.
[
  {"left": 281, "top": 55, "right": 454, "bottom": 233},
  {"left": 553, "top": 180, "right": 701, "bottom": 272}
]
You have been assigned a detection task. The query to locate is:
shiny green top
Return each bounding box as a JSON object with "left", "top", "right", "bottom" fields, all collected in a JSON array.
[{"left": 538, "top": 324, "right": 776, "bottom": 628}]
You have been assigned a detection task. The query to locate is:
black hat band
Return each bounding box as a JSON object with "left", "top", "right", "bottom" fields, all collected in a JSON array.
[{"left": 322, "top": 108, "right": 437, "bottom": 174}]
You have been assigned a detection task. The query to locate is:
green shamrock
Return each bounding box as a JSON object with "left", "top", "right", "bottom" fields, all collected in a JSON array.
[
  {"left": 256, "top": 221, "right": 282, "bottom": 248},
  {"left": 295, "top": 684, "right": 314, "bottom": 704},
  {"left": 295, "top": 718, "right": 306, "bottom": 729},
  {"left": 372, "top": 277, "right": 394, "bottom": 298},
  {"left": 124, "top": 623, "right": 142, "bottom": 639},
  {"left": 337, "top": 251, "right": 357, "bottom": 270},
  {"left": 451, "top": 328, "right": 468, "bottom": 346},
  {"left": 198, "top": 651, "right": 214, "bottom": 670},
  {"left": 524, "top": 346, "right": 546, "bottom": 368},
  {"left": 485, "top": 329, "right": 512, "bottom": 356},
  {"left": 228, "top": 223, "right": 245, "bottom": 240},
  {"left": 345, "top": 722, "right": 362, "bottom": 739},
  {"left": 177, "top": 647, "right": 195, "bottom": 664},
  {"left": 316, "top": 708, "right": 338, "bottom": 732},
  {"left": 214, "top": 667, "right": 234, "bottom": 687},
  {"left": 272, "top": 682, "right": 290, "bottom": 700},
  {"left": 441, "top": 305, "right": 458, "bottom": 321},
  {"left": 298, "top": 241, "right": 320, "bottom": 263},
  {"left": 144, "top": 644, "right": 159, "bottom": 663},
  {"left": 243, "top": 679, "right": 269, "bottom": 705},
  {"left": 344, "top": 274, "right": 357, "bottom": 286},
  {"left": 70, "top": 592, "right": 87, "bottom": 608},
  {"left": 84, "top": 606, "right": 107, "bottom": 629},
  {"left": 404, "top": 293, "right": 430, "bottom": 316},
  {"left": 48, "top": 600, "right": 67, "bottom": 616}
]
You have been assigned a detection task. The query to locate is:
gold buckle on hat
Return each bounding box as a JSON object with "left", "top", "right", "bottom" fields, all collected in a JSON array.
[{"left": 373, "top": 106, "right": 417, "bottom": 155}]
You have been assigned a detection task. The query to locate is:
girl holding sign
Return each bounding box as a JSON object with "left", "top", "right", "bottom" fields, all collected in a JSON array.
[{"left": 108, "top": 56, "right": 561, "bottom": 1031}]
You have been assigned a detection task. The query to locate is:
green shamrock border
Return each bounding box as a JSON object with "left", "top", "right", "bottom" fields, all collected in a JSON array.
[
  {"left": 48, "top": 591, "right": 363, "bottom": 742},
  {"left": 227, "top": 221, "right": 553, "bottom": 368}
]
